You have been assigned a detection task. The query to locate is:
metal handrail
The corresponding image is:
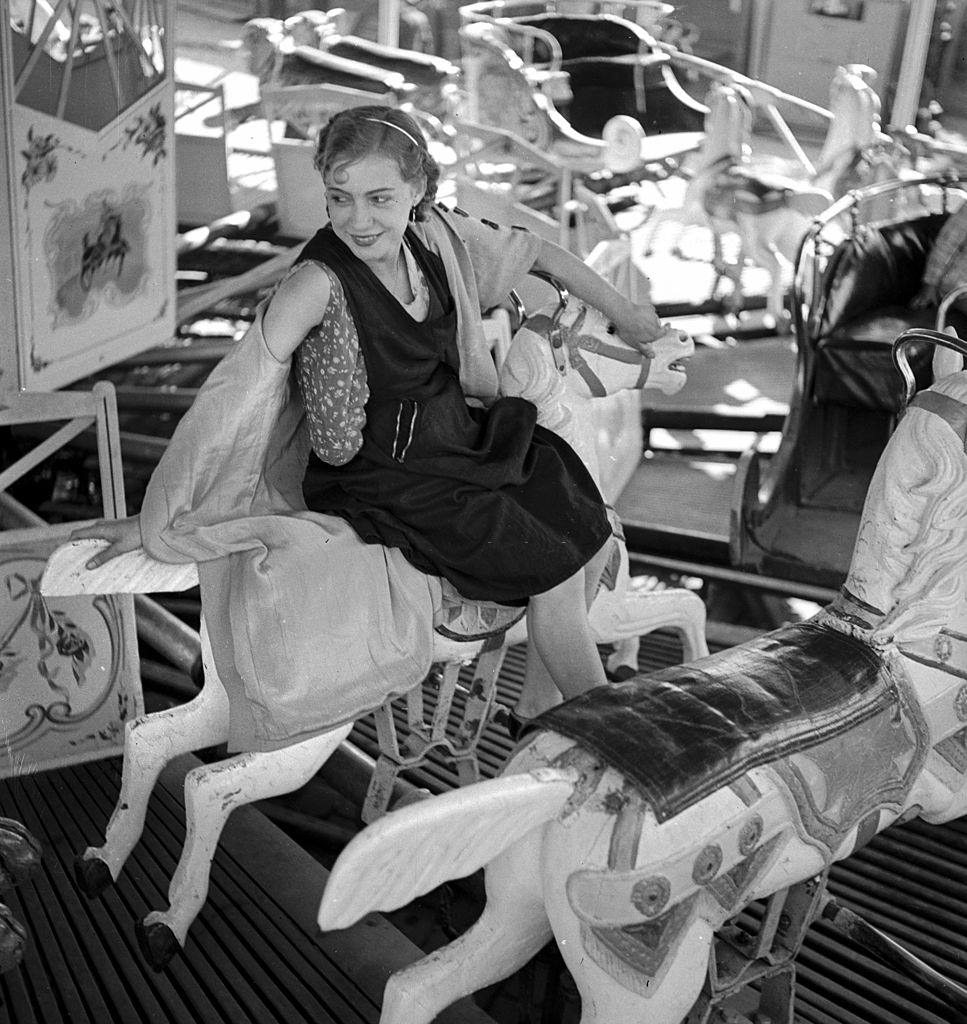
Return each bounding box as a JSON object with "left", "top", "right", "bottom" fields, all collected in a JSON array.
[{"left": 892, "top": 328, "right": 967, "bottom": 408}]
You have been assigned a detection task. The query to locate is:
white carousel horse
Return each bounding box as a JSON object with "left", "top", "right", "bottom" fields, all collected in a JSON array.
[
  {"left": 39, "top": 296, "right": 698, "bottom": 969},
  {"left": 318, "top": 353, "right": 967, "bottom": 1023},
  {"left": 662, "top": 65, "right": 893, "bottom": 326},
  {"left": 500, "top": 292, "right": 694, "bottom": 679}
]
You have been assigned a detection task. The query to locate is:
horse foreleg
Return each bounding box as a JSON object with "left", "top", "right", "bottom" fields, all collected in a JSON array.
[
  {"left": 138, "top": 721, "right": 354, "bottom": 969},
  {"left": 77, "top": 620, "right": 231, "bottom": 896},
  {"left": 381, "top": 827, "right": 551, "bottom": 1024}
]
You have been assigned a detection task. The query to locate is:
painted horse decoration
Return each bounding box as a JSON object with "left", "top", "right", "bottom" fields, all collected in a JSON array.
[
  {"left": 39, "top": 290, "right": 696, "bottom": 969},
  {"left": 318, "top": 335, "right": 967, "bottom": 1023}
]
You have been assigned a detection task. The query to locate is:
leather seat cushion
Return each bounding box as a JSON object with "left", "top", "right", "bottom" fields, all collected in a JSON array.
[
  {"left": 815, "top": 305, "right": 967, "bottom": 411},
  {"left": 535, "top": 620, "right": 896, "bottom": 823},
  {"left": 817, "top": 216, "right": 945, "bottom": 338}
]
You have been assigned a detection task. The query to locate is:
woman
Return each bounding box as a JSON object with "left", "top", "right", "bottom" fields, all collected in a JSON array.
[{"left": 77, "top": 105, "right": 666, "bottom": 741}]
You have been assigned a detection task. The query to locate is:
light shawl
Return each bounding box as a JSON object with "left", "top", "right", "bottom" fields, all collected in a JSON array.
[{"left": 138, "top": 206, "right": 541, "bottom": 750}]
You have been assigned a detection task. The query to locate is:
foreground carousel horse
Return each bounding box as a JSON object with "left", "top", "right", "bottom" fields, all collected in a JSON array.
[
  {"left": 318, "top": 342, "right": 967, "bottom": 1023},
  {"left": 39, "top": 292, "right": 696, "bottom": 969}
]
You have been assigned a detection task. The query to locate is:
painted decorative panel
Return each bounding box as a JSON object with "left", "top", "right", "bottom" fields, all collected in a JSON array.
[
  {"left": 0, "top": 0, "right": 175, "bottom": 393},
  {"left": 0, "top": 523, "right": 142, "bottom": 777}
]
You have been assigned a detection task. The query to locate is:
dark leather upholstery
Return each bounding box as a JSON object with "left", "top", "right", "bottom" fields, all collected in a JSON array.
[
  {"left": 514, "top": 13, "right": 703, "bottom": 136},
  {"left": 812, "top": 215, "right": 967, "bottom": 412},
  {"left": 516, "top": 14, "right": 643, "bottom": 61},
  {"left": 535, "top": 620, "right": 895, "bottom": 822}
]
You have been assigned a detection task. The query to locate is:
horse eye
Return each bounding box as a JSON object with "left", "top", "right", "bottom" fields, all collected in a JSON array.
[{"left": 606, "top": 322, "right": 617, "bottom": 335}]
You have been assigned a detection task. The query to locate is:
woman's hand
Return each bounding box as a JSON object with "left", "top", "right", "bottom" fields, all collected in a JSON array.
[
  {"left": 70, "top": 516, "right": 143, "bottom": 570},
  {"left": 613, "top": 304, "right": 665, "bottom": 354},
  {"left": 910, "top": 282, "right": 938, "bottom": 311}
]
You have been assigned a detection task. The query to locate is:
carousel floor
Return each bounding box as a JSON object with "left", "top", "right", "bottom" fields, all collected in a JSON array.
[{"left": 0, "top": 756, "right": 493, "bottom": 1024}]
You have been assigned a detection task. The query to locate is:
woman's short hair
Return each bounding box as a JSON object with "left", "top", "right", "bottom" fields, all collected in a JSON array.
[{"left": 313, "top": 105, "right": 440, "bottom": 221}]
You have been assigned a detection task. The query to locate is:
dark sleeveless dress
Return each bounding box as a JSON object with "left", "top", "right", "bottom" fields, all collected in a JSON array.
[{"left": 297, "top": 226, "right": 612, "bottom": 605}]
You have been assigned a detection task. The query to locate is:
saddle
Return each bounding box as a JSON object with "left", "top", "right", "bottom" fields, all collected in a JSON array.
[{"left": 537, "top": 618, "right": 896, "bottom": 822}]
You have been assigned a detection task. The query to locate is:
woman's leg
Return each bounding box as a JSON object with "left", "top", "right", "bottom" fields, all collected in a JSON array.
[
  {"left": 516, "top": 540, "right": 611, "bottom": 716},
  {"left": 524, "top": 572, "right": 608, "bottom": 704},
  {"left": 516, "top": 643, "right": 564, "bottom": 719}
]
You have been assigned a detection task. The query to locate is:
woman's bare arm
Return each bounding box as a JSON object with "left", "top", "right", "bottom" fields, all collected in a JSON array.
[
  {"left": 530, "top": 238, "right": 663, "bottom": 351},
  {"left": 262, "top": 262, "right": 333, "bottom": 362}
]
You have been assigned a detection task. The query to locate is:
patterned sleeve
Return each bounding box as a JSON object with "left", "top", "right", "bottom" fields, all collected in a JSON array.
[
  {"left": 291, "top": 263, "right": 369, "bottom": 466},
  {"left": 441, "top": 206, "right": 542, "bottom": 312}
]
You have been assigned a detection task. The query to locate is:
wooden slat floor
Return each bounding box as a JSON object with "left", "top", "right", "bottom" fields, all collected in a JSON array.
[{"left": 0, "top": 756, "right": 493, "bottom": 1024}]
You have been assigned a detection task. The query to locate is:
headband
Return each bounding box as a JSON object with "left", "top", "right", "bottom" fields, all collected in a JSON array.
[{"left": 363, "top": 117, "right": 422, "bottom": 149}]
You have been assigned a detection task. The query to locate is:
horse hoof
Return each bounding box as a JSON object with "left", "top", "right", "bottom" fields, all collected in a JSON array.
[
  {"left": 136, "top": 919, "right": 181, "bottom": 971},
  {"left": 607, "top": 665, "right": 638, "bottom": 682},
  {"left": 74, "top": 856, "right": 112, "bottom": 898},
  {"left": 0, "top": 903, "right": 28, "bottom": 973}
]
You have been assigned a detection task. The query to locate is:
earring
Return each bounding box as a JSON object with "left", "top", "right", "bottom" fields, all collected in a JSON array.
[{"left": 409, "top": 205, "right": 417, "bottom": 222}]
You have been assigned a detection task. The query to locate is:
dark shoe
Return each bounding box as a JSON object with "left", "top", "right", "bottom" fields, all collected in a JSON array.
[{"left": 493, "top": 705, "right": 536, "bottom": 742}]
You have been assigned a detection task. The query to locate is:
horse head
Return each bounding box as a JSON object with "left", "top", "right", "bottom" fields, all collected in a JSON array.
[
  {"left": 813, "top": 64, "right": 884, "bottom": 195},
  {"left": 840, "top": 367, "right": 967, "bottom": 645},
  {"left": 498, "top": 295, "right": 692, "bottom": 484},
  {"left": 698, "top": 80, "right": 752, "bottom": 174}
]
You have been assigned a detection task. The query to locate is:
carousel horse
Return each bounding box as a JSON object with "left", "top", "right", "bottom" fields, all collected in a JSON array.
[
  {"left": 663, "top": 65, "right": 893, "bottom": 326},
  {"left": 39, "top": 293, "right": 697, "bottom": 970},
  {"left": 317, "top": 335, "right": 967, "bottom": 1024},
  {"left": 0, "top": 818, "right": 42, "bottom": 973}
]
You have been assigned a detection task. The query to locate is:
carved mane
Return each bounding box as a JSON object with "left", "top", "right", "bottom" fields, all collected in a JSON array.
[{"left": 845, "top": 372, "right": 967, "bottom": 643}]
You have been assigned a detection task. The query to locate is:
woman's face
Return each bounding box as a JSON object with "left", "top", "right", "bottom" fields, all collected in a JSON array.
[{"left": 324, "top": 153, "right": 423, "bottom": 271}]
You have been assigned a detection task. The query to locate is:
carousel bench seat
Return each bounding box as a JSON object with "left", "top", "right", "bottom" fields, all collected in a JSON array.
[
  {"left": 812, "top": 214, "right": 967, "bottom": 413},
  {"left": 512, "top": 13, "right": 704, "bottom": 137}
]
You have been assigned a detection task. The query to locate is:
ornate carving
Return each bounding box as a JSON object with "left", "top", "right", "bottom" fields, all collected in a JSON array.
[{"left": 630, "top": 875, "right": 671, "bottom": 918}]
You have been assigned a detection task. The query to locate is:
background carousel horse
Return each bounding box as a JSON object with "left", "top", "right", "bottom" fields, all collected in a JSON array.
[
  {"left": 0, "top": 818, "right": 41, "bottom": 974},
  {"left": 658, "top": 65, "right": 897, "bottom": 326},
  {"left": 39, "top": 292, "right": 698, "bottom": 970},
  {"left": 318, "top": 340, "right": 967, "bottom": 1024}
]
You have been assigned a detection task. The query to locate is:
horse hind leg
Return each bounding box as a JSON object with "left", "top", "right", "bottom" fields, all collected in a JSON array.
[
  {"left": 137, "top": 721, "right": 354, "bottom": 969},
  {"left": 381, "top": 828, "right": 552, "bottom": 1024},
  {"left": 76, "top": 619, "right": 230, "bottom": 897}
]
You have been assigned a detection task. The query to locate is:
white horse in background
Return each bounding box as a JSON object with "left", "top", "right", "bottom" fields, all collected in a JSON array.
[
  {"left": 318, "top": 358, "right": 967, "bottom": 1024},
  {"left": 660, "top": 65, "right": 892, "bottom": 327},
  {"left": 40, "top": 297, "right": 697, "bottom": 970}
]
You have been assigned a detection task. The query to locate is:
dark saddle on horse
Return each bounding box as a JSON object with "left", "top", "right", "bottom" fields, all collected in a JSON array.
[{"left": 537, "top": 619, "right": 895, "bottom": 822}]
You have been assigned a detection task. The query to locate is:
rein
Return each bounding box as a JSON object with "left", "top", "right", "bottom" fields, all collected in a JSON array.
[
  {"left": 556, "top": 305, "right": 650, "bottom": 396},
  {"left": 908, "top": 391, "right": 967, "bottom": 452}
]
